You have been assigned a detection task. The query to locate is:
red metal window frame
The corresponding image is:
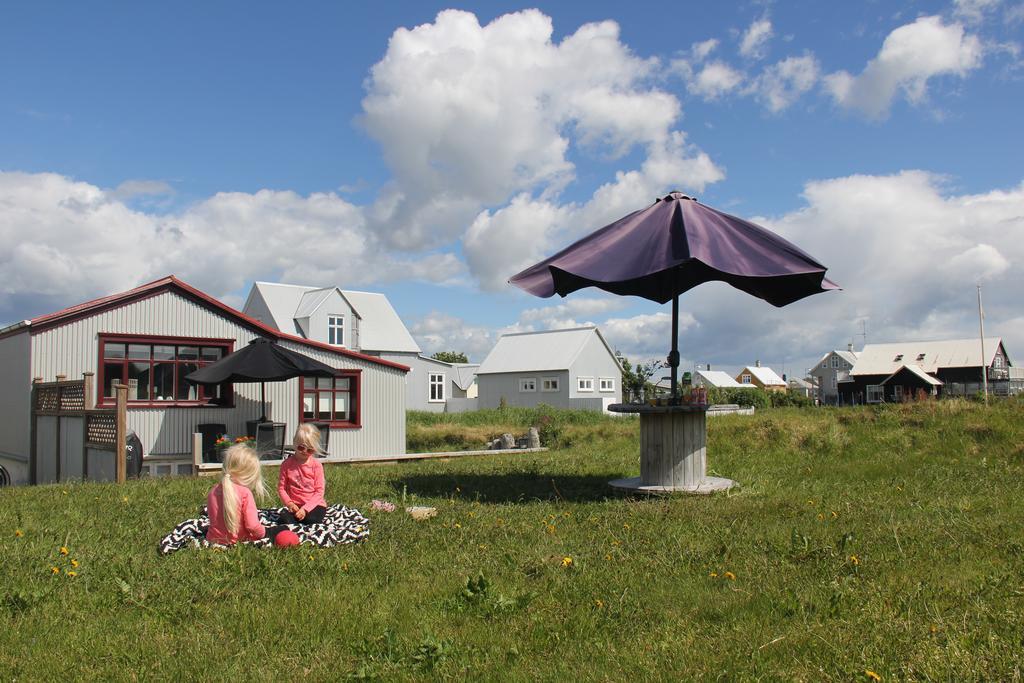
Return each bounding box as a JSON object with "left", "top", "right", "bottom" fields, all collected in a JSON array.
[
  {"left": 298, "top": 370, "right": 361, "bottom": 429},
  {"left": 97, "top": 333, "right": 235, "bottom": 408}
]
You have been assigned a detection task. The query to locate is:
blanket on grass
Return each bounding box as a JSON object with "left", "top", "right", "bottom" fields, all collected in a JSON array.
[{"left": 158, "top": 504, "right": 370, "bottom": 555}]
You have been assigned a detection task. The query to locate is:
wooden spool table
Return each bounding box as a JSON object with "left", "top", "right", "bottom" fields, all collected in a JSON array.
[{"left": 607, "top": 403, "right": 736, "bottom": 494}]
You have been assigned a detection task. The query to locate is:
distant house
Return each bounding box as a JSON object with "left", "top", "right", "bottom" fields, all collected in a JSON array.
[
  {"left": 475, "top": 327, "right": 622, "bottom": 411},
  {"left": 0, "top": 276, "right": 409, "bottom": 485},
  {"left": 838, "top": 337, "right": 1018, "bottom": 404},
  {"left": 787, "top": 376, "right": 817, "bottom": 399},
  {"left": 244, "top": 282, "right": 476, "bottom": 412},
  {"left": 734, "top": 363, "right": 787, "bottom": 392},
  {"left": 810, "top": 347, "right": 859, "bottom": 405}
]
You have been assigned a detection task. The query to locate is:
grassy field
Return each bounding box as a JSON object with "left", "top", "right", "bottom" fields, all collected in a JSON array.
[{"left": 2, "top": 399, "right": 1023, "bottom": 681}]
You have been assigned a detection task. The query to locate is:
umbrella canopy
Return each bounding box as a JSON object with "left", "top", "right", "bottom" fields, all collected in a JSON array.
[
  {"left": 186, "top": 338, "right": 337, "bottom": 420},
  {"left": 509, "top": 192, "right": 839, "bottom": 400},
  {"left": 510, "top": 192, "right": 838, "bottom": 306}
]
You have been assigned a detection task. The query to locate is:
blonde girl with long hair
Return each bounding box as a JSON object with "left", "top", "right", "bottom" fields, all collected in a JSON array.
[
  {"left": 205, "top": 444, "right": 272, "bottom": 545},
  {"left": 277, "top": 423, "right": 328, "bottom": 526}
]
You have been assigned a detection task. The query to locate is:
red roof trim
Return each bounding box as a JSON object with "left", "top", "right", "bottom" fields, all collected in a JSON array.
[{"left": 21, "top": 275, "right": 410, "bottom": 373}]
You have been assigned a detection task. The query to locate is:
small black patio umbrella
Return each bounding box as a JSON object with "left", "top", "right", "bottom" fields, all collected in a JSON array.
[
  {"left": 185, "top": 338, "right": 337, "bottom": 420},
  {"left": 510, "top": 192, "right": 839, "bottom": 401}
]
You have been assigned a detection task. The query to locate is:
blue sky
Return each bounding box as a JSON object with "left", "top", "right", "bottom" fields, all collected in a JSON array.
[{"left": 2, "top": 1, "right": 1022, "bottom": 376}]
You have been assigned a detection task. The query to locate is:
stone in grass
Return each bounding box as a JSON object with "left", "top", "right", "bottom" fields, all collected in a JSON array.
[
  {"left": 527, "top": 426, "right": 540, "bottom": 449},
  {"left": 407, "top": 506, "right": 438, "bottom": 521},
  {"left": 500, "top": 433, "right": 516, "bottom": 449}
]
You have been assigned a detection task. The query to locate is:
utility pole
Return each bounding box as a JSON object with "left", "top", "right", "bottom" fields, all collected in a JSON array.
[{"left": 978, "top": 285, "right": 988, "bottom": 404}]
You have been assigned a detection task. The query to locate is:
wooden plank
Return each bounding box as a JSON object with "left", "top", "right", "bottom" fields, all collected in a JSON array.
[
  {"left": 114, "top": 384, "right": 127, "bottom": 484},
  {"left": 192, "top": 432, "right": 203, "bottom": 475}
]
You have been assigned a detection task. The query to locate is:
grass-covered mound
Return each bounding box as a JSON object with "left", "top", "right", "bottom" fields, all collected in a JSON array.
[{"left": 2, "top": 399, "right": 1022, "bottom": 680}]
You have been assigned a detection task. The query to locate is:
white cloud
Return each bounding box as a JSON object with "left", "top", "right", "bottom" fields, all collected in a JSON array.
[
  {"left": 749, "top": 53, "right": 820, "bottom": 112},
  {"left": 361, "top": 9, "right": 720, "bottom": 253},
  {"left": 0, "top": 172, "right": 466, "bottom": 315},
  {"left": 687, "top": 61, "right": 745, "bottom": 100},
  {"left": 739, "top": 18, "right": 773, "bottom": 60},
  {"left": 692, "top": 38, "right": 720, "bottom": 62},
  {"left": 824, "top": 15, "right": 983, "bottom": 119},
  {"left": 953, "top": 0, "right": 1001, "bottom": 25},
  {"left": 409, "top": 312, "right": 496, "bottom": 361}
]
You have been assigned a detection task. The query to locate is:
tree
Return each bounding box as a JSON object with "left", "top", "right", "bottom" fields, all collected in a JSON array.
[
  {"left": 617, "top": 353, "right": 664, "bottom": 402},
  {"left": 431, "top": 351, "right": 469, "bottom": 364}
]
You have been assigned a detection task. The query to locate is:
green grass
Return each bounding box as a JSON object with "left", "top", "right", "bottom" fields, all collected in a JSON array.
[{"left": 3, "top": 399, "right": 1024, "bottom": 681}]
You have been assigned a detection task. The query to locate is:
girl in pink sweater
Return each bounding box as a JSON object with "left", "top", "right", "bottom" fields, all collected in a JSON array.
[
  {"left": 277, "top": 424, "right": 327, "bottom": 525},
  {"left": 206, "top": 444, "right": 270, "bottom": 545}
]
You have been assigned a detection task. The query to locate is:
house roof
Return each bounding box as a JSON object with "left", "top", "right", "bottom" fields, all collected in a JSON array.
[
  {"left": 477, "top": 326, "right": 617, "bottom": 375},
  {"left": 5, "top": 276, "right": 409, "bottom": 372},
  {"left": 851, "top": 338, "right": 1005, "bottom": 376},
  {"left": 739, "top": 366, "right": 786, "bottom": 386},
  {"left": 451, "top": 363, "right": 480, "bottom": 391},
  {"left": 695, "top": 370, "right": 744, "bottom": 388},
  {"left": 341, "top": 290, "right": 421, "bottom": 353},
  {"left": 788, "top": 376, "right": 814, "bottom": 389},
  {"left": 881, "top": 364, "right": 943, "bottom": 386},
  {"left": 250, "top": 282, "right": 419, "bottom": 354},
  {"left": 813, "top": 349, "right": 860, "bottom": 368}
]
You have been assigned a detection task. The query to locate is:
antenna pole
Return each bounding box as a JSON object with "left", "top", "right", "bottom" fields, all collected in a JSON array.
[{"left": 978, "top": 285, "right": 988, "bottom": 404}]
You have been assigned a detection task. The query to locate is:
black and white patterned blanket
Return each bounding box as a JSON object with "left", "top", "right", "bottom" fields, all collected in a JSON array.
[{"left": 158, "top": 504, "right": 370, "bottom": 555}]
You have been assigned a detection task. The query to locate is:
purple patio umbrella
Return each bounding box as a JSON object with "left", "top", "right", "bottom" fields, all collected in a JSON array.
[{"left": 510, "top": 192, "right": 839, "bottom": 400}]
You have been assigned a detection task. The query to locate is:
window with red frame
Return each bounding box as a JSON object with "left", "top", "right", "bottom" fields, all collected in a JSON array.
[
  {"left": 99, "top": 337, "right": 232, "bottom": 405},
  {"left": 301, "top": 375, "right": 358, "bottom": 426}
]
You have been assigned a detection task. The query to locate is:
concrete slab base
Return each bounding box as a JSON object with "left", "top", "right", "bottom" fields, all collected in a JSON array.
[{"left": 608, "top": 476, "right": 736, "bottom": 495}]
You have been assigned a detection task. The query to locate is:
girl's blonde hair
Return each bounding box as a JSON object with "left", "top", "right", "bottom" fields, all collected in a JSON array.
[
  {"left": 293, "top": 423, "right": 324, "bottom": 456},
  {"left": 220, "top": 444, "right": 269, "bottom": 534}
]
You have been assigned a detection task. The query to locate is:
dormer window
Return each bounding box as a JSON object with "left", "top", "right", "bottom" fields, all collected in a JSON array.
[
  {"left": 916, "top": 353, "right": 925, "bottom": 361},
  {"left": 328, "top": 315, "right": 344, "bottom": 346},
  {"left": 893, "top": 354, "right": 903, "bottom": 362}
]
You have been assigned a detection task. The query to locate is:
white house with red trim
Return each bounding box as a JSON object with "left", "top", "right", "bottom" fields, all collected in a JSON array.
[{"left": 0, "top": 276, "right": 409, "bottom": 485}]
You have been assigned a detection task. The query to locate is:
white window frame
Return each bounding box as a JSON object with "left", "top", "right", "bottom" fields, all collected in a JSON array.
[
  {"left": 519, "top": 378, "right": 537, "bottom": 393},
  {"left": 577, "top": 377, "right": 594, "bottom": 392},
  {"left": 741, "top": 374, "right": 752, "bottom": 384},
  {"left": 866, "top": 384, "right": 884, "bottom": 403},
  {"left": 893, "top": 385, "right": 904, "bottom": 401},
  {"left": 831, "top": 357, "right": 839, "bottom": 368},
  {"left": 541, "top": 377, "right": 560, "bottom": 392},
  {"left": 327, "top": 315, "right": 345, "bottom": 346},
  {"left": 428, "top": 373, "right": 445, "bottom": 403},
  {"left": 599, "top": 377, "right": 615, "bottom": 392}
]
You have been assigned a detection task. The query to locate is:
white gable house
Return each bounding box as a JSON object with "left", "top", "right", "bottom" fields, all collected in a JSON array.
[
  {"left": 476, "top": 327, "right": 622, "bottom": 412},
  {"left": 244, "top": 282, "right": 475, "bottom": 412}
]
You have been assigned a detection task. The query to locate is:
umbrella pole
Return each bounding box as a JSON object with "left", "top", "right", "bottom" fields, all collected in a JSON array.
[
  {"left": 260, "top": 382, "right": 267, "bottom": 422},
  {"left": 669, "top": 294, "right": 680, "bottom": 404}
]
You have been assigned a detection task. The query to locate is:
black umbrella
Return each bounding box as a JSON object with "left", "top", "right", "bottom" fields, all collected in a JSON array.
[
  {"left": 510, "top": 192, "right": 839, "bottom": 400},
  {"left": 186, "top": 338, "right": 337, "bottom": 420}
]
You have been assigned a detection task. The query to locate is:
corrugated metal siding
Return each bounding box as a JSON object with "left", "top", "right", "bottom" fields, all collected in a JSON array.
[
  {"left": 30, "top": 291, "right": 406, "bottom": 460},
  {"left": 478, "top": 371, "right": 571, "bottom": 409},
  {"left": 0, "top": 330, "right": 32, "bottom": 465}
]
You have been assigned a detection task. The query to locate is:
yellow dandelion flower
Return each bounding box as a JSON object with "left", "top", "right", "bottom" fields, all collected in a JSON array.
[
  {"left": 122, "top": 496, "right": 129, "bottom": 503},
  {"left": 817, "top": 513, "right": 825, "bottom": 521},
  {"left": 14, "top": 529, "right": 23, "bottom": 537},
  {"left": 709, "top": 572, "right": 718, "bottom": 578},
  {"left": 604, "top": 554, "right": 612, "bottom": 561},
  {"left": 66, "top": 571, "right": 77, "bottom": 577},
  {"left": 561, "top": 556, "right": 573, "bottom": 568},
  {"left": 308, "top": 554, "right": 314, "bottom": 561},
  {"left": 865, "top": 670, "right": 881, "bottom": 681},
  {"left": 850, "top": 554, "right": 860, "bottom": 566},
  {"left": 724, "top": 571, "right": 736, "bottom": 581},
  {"left": 611, "top": 540, "right": 621, "bottom": 547},
  {"left": 929, "top": 625, "right": 938, "bottom": 634},
  {"left": 831, "top": 510, "right": 838, "bottom": 519},
  {"left": 70, "top": 559, "right": 79, "bottom": 568},
  {"left": 594, "top": 599, "right": 604, "bottom": 609},
  {"left": 59, "top": 546, "right": 69, "bottom": 556},
  {"left": 468, "top": 511, "right": 476, "bottom": 518},
  {"left": 545, "top": 524, "right": 556, "bottom": 534},
  {"left": 51, "top": 567, "right": 60, "bottom": 574},
  {"left": 62, "top": 490, "right": 68, "bottom": 495},
  {"left": 453, "top": 523, "right": 462, "bottom": 529},
  {"left": 495, "top": 518, "right": 504, "bottom": 526},
  {"left": 623, "top": 523, "right": 630, "bottom": 530},
  {"left": 562, "top": 511, "right": 572, "bottom": 518},
  {"left": 807, "top": 499, "right": 814, "bottom": 506}
]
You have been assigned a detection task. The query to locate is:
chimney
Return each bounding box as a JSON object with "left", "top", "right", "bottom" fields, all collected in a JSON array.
[
  {"left": 848, "top": 342, "right": 853, "bottom": 352},
  {"left": 706, "top": 364, "right": 711, "bottom": 371},
  {"left": 755, "top": 360, "right": 761, "bottom": 368}
]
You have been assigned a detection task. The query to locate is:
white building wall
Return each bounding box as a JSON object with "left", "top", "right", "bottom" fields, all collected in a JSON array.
[
  {"left": 376, "top": 352, "right": 443, "bottom": 412},
  {"left": 0, "top": 330, "right": 31, "bottom": 484},
  {"left": 568, "top": 334, "right": 623, "bottom": 404},
  {"left": 478, "top": 370, "right": 570, "bottom": 409},
  {"left": 29, "top": 291, "right": 406, "bottom": 460},
  {"left": 306, "top": 291, "right": 356, "bottom": 349}
]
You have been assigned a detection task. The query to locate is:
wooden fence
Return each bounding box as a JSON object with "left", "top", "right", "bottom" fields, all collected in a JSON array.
[{"left": 31, "top": 373, "right": 128, "bottom": 485}]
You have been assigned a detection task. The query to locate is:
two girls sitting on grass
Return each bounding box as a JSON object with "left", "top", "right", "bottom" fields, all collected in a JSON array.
[{"left": 205, "top": 424, "right": 328, "bottom": 546}]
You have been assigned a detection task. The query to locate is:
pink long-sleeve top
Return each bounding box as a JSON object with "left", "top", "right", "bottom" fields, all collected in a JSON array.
[
  {"left": 277, "top": 455, "right": 327, "bottom": 512},
  {"left": 206, "top": 481, "right": 266, "bottom": 545}
]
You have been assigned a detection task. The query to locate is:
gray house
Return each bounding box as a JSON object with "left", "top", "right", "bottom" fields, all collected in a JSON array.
[
  {"left": 810, "top": 346, "right": 859, "bottom": 405},
  {"left": 243, "top": 282, "right": 476, "bottom": 412},
  {"left": 476, "top": 327, "right": 622, "bottom": 412}
]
